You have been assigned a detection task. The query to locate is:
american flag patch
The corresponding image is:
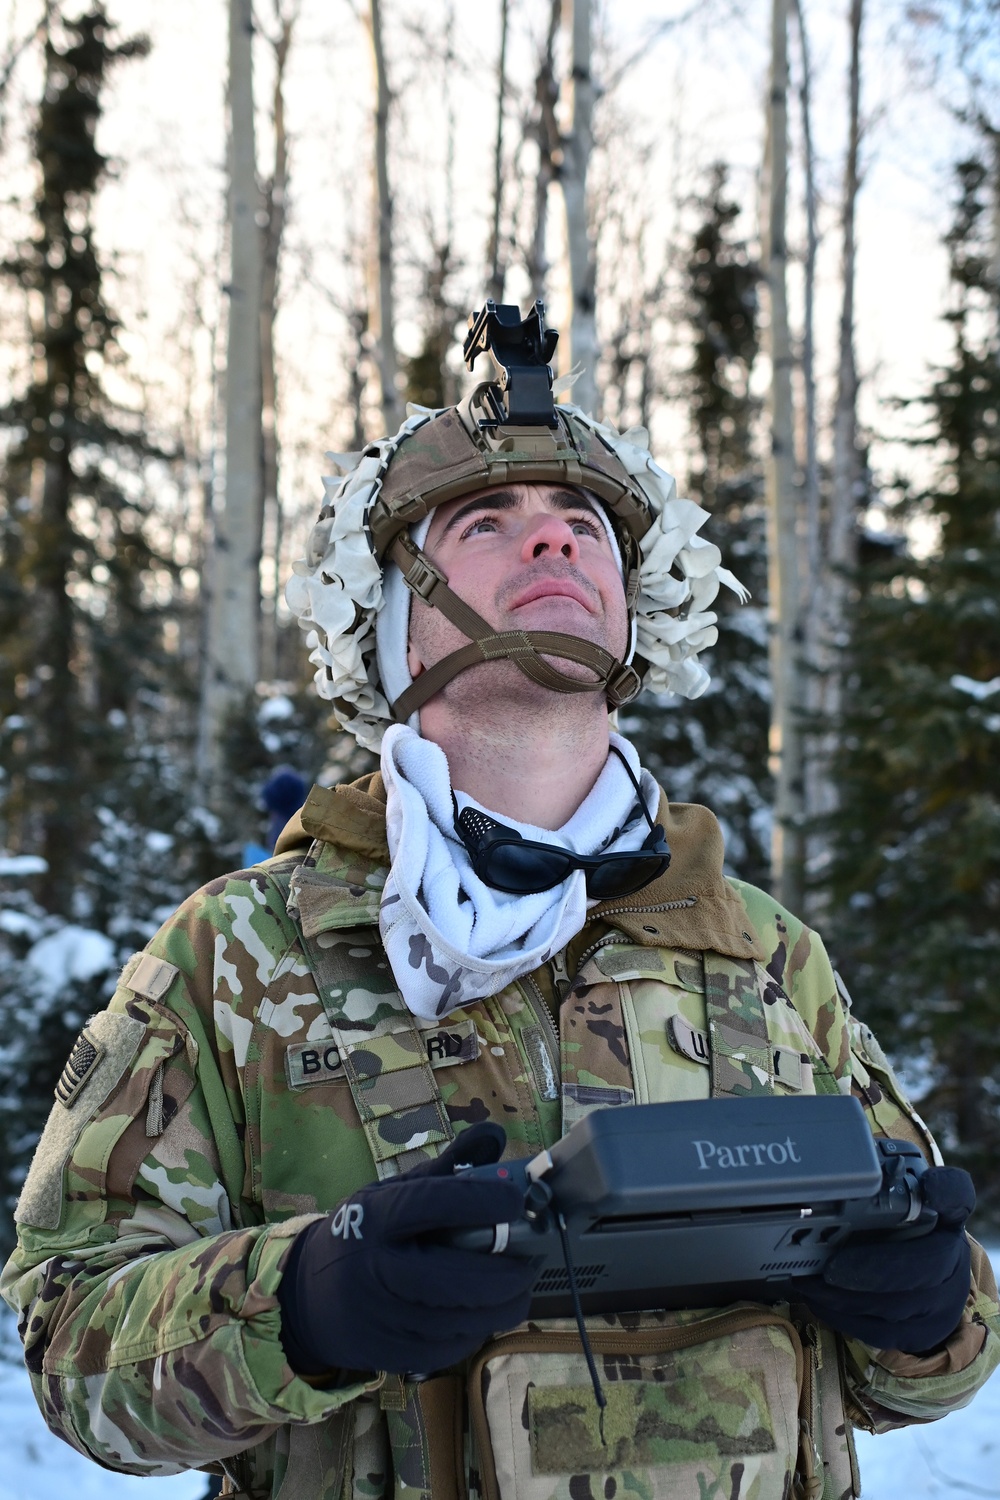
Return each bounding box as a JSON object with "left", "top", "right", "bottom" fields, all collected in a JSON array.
[{"left": 55, "top": 1026, "right": 105, "bottom": 1108}]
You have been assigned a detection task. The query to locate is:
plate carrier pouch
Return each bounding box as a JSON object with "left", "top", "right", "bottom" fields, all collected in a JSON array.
[{"left": 276, "top": 849, "right": 855, "bottom": 1500}]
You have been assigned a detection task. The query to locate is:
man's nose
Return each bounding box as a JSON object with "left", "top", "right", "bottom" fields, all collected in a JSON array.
[{"left": 521, "top": 513, "right": 580, "bottom": 564}]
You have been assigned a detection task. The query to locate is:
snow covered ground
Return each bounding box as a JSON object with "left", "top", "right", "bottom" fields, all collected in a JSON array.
[
  {"left": 855, "top": 1408, "right": 1000, "bottom": 1496},
  {"left": 1, "top": 1301, "right": 998, "bottom": 1498}
]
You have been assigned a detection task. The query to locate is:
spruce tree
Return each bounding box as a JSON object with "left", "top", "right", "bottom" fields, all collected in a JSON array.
[
  {"left": 822, "top": 155, "right": 1000, "bottom": 1210},
  {"left": 0, "top": 10, "right": 159, "bottom": 910},
  {"left": 0, "top": 11, "right": 216, "bottom": 1249},
  {"left": 623, "top": 166, "right": 771, "bottom": 886}
]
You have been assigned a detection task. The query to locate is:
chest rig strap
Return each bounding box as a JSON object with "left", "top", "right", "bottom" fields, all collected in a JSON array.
[
  {"left": 703, "top": 954, "right": 840, "bottom": 1099},
  {"left": 284, "top": 859, "right": 453, "bottom": 1179}
]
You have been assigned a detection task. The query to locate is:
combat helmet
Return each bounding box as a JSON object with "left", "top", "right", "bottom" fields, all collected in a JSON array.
[{"left": 286, "top": 301, "right": 747, "bottom": 750}]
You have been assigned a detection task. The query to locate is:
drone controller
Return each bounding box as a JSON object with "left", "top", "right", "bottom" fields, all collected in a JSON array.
[{"left": 451, "top": 1095, "right": 936, "bottom": 1317}]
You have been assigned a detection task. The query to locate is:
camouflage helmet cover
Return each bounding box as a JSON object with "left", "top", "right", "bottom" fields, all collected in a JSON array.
[{"left": 286, "top": 315, "right": 747, "bottom": 751}]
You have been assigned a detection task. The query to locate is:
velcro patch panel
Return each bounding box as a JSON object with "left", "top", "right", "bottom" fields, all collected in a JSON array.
[
  {"left": 124, "top": 952, "right": 180, "bottom": 1002},
  {"left": 592, "top": 946, "right": 668, "bottom": 981},
  {"left": 17, "top": 1009, "right": 146, "bottom": 1228}
]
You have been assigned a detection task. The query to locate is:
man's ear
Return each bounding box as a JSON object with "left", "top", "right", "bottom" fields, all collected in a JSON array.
[{"left": 407, "top": 639, "right": 424, "bottom": 679}]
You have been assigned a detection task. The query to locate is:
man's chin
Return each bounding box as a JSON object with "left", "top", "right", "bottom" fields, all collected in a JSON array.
[{"left": 431, "top": 655, "right": 611, "bottom": 722}]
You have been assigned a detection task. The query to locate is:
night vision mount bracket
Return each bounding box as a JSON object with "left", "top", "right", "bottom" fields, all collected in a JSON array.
[{"left": 463, "top": 300, "right": 560, "bottom": 428}]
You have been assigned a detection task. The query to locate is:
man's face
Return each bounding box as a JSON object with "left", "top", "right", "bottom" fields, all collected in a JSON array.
[{"left": 406, "top": 482, "right": 629, "bottom": 698}]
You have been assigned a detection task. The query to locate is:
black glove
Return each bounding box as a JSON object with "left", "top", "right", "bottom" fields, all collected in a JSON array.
[
  {"left": 799, "top": 1165, "right": 975, "bottom": 1354},
  {"left": 277, "top": 1121, "right": 537, "bottom": 1377}
]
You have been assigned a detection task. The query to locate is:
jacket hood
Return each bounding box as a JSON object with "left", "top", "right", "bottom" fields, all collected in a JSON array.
[{"left": 274, "top": 771, "right": 765, "bottom": 961}]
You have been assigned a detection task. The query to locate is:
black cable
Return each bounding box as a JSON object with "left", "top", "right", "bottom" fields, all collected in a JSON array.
[
  {"left": 608, "top": 743, "right": 656, "bottom": 833},
  {"left": 555, "top": 1210, "right": 607, "bottom": 1445}
]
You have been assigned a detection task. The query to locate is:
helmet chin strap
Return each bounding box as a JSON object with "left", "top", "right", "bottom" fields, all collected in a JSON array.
[{"left": 387, "top": 532, "right": 642, "bottom": 723}]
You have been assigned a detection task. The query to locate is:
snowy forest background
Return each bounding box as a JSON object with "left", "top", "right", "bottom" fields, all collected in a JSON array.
[{"left": 0, "top": 0, "right": 998, "bottom": 1266}]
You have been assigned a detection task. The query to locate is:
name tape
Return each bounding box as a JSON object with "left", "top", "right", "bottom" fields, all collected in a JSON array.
[{"left": 285, "top": 1018, "right": 479, "bottom": 1090}]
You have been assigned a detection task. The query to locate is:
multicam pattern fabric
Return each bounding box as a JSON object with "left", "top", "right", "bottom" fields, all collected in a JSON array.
[{"left": 3, "top": 779, "right": 999, "bottom": 1500}]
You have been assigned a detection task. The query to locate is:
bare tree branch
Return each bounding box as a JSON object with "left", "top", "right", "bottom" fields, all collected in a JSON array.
[{"left": 602, "top": 6, "right": 701, "bottom": 91}]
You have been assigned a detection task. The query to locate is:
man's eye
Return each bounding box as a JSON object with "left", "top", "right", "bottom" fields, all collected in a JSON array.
[
  {"left": 462, "top": 516, "right": 500, "bottom": 537},
  {"left": 571, "top": 516, "right": 602, "bottom": 538}
]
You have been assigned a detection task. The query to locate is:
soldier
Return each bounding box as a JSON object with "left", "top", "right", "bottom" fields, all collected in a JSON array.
[{"left": 3, "top": 302, "right": 998, "bottom": 1500}]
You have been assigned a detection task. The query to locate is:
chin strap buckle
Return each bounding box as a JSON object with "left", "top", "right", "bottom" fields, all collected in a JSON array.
[
  {"left": 393, "top": 535, "right": 447, "bottom": 601},
  {"left": 606, "top": 662, "right": 643, "bottom": 708}
]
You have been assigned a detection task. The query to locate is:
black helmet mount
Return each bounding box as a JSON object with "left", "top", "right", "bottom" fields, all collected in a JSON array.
[{"left": 463, "top": 300, "right": 560, "bottom": 429}]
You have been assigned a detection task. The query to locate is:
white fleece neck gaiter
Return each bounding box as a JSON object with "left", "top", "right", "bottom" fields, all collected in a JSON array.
[{"left": 378, "top": 726, "right": 659, "bottom": 1020}]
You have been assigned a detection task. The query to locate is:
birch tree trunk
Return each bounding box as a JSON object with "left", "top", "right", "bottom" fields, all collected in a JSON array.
[
  {"left": 486, "top": 0, "right": 509, "bottom": 302},
  {"left": 367, "top": 0, "right": 400, "bottom": 435},
  {"left": 762, "top": 0, "right": 805, "bottom": 911},
  {"left": 792, "top": 0, "right": 819, "bottom": 614},
  {"left": 792, "top": 0, "right": 827, "bottom": 904},
  {"left": 527, "top": 0, "right": 561, "bottom": 306},
  {"left": 807, "top": 0, "right": 863, "bottom": 868},
  {"left": 259, "top": 2, "right": 293, "bottom": 684},
  {"left": 829, "top": 0, "right": 863, "bottom": 630},
  {"left": 200, "top": 0, "right": 264, "bottom": 785},
  {"left": 558, "top": 0, "right": 599, "bottom": 417}
]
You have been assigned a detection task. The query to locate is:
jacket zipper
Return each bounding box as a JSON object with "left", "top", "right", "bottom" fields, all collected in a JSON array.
[
  {"left": 601, "top": 895, "right": 698, "bottom": 917},
  {"left": 575, "top": 930, "right": 629, "bottom": 971},
  {"left": 468, "top": 1307, "right": 805, "bottom": 1500},
  {"left": 549, "top": 948, "right": 571, "bottom": 999},
  {"left": 574, "top": 901, "right": 699, "bottom": 975}
]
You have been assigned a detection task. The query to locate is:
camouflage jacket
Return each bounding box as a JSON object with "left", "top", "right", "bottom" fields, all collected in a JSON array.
[{"left": 3, "top": 773, "right": 999, "bottom": 1500}]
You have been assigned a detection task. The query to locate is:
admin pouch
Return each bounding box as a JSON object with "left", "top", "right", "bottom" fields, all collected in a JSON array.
[{"left": 466, "top": 1306, "right": 829, "bottom": 1500}]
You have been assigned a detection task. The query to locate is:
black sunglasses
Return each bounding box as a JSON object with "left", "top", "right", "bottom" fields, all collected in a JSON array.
[{"left": 453, "top": 748, "right": 671, "bottom": 900}]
